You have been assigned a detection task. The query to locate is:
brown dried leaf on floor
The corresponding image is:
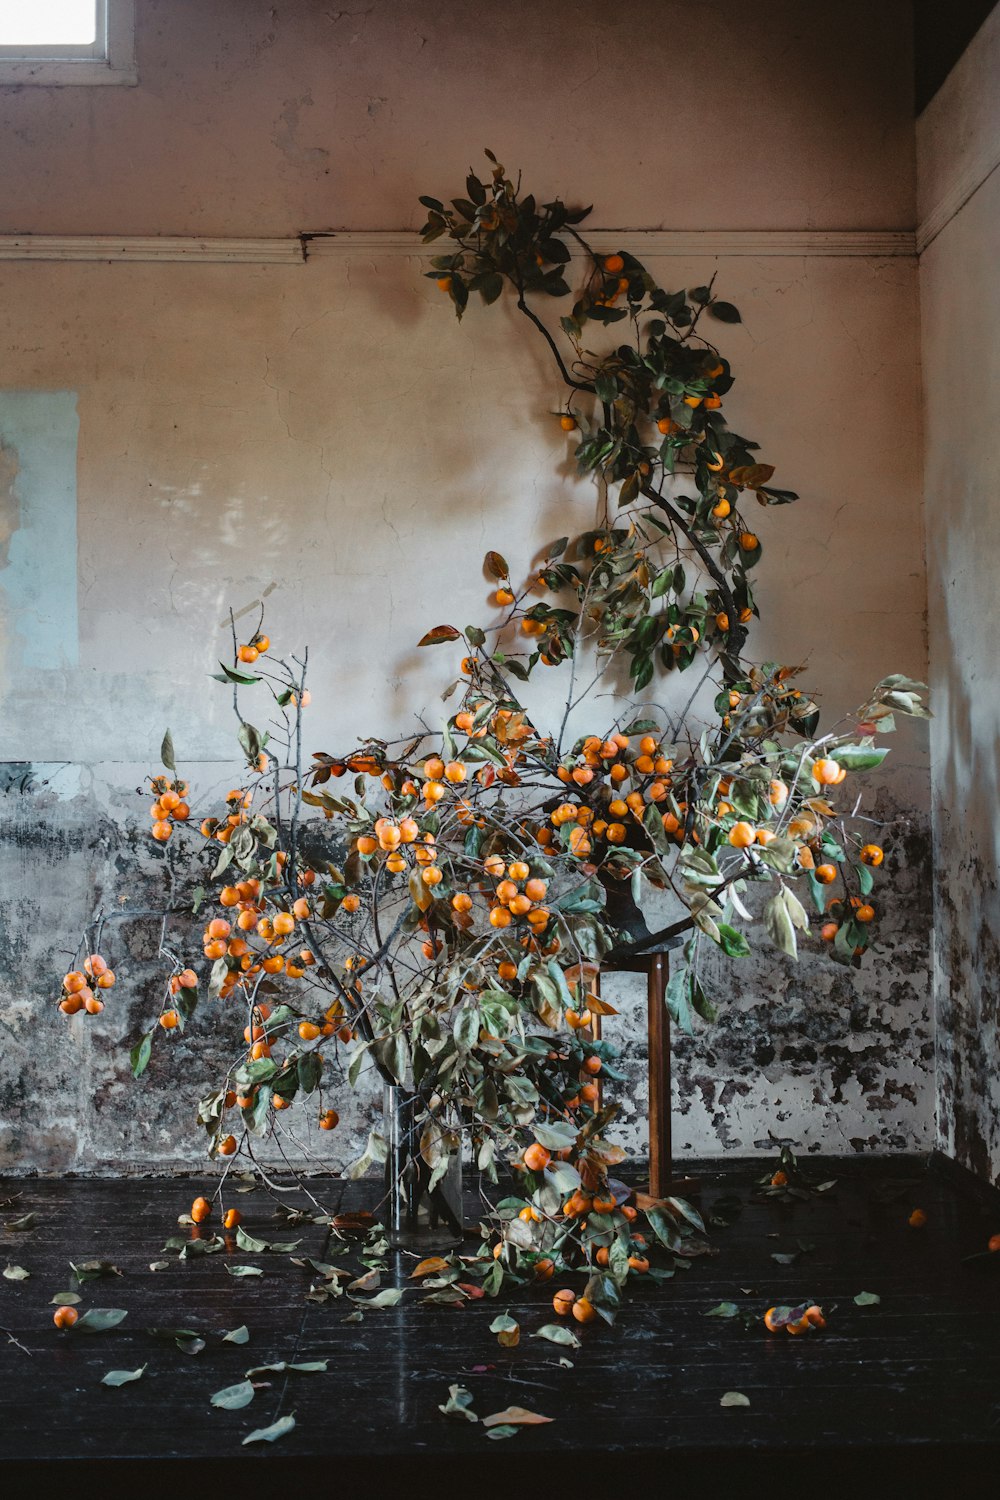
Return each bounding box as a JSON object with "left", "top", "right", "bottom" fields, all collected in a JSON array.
[{"left": 482, "top": 1407, "right": 553, "bottom": 1428}]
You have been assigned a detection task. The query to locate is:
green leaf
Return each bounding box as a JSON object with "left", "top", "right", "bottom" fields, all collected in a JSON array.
[
  {"left": 720, "top": 1390, "right": 750, "bottom": 1407},
  {"left": 364, "top": 1287, "right": 403, "bottom": 1308},
  {"left": 485, "top": 1424, "right": 520, "bottom": 1440},
  {"left": 237, "top": 722, "right": 262, "bottom": 761},
  {"left": 531, "top": 1120, "right": 577, "bottom": 1151},
  {"left": 214, "top": 661, "right": 261, "bottom": 685},
  {"left": 101, "top": 1365, "right": 146, "bottom": 1387},
  {"left": 160, "top": 729, "right": 176, "bottom": 771},
  {"left": 709, "top": 301, "right": 742, "bottom": 324},
  {"left": 531, "top": 1323, "right": 581, "bottom": 1350},
  {"left": 222, "top": 1325, "right": 251, "bottom": 1343},
  {"left": 4, "top": 1213, "right": 36, "bottom": 1231},
  {"left": 3, "top": 1264, "right": 30, "bottom": 1280},
  {"left": 75, "top": 1308, "right": 128, "bottom": 1333},
  {"left": 50, "top": 1290, "right": 82, "bottom": 1306},
  {"left": 716, "top": 923, "right": 751, "bottom": 958},
  {"left": 211, "top": 1380, "right": 255, "bottom": 1410},
  {"left": 130, "top": 1032, "right": 153, "bottom": 1079},
  {"left": 854, "top": 1290, "right": 881, "bottom": 1306},
  {"left": 704, "top": 1301, "right": 740, "bottom": 1318},
  {"left": 244, "top": 1361, "right": 328, "bottom": 1376},
  {"left": 242, "top": 1414, "right": 297, "bottom": 1444},
  {"left": 763, "top": 890, "right": 797, "bottom": 958},
  {"left": 438, "top": 1384, "right": 478, "bottom": 1422},
  {"left": 225, "top": 1264, "right": 264, "bottom": 1279},
  {"left": 831, "top": 744, "right": 889, "bottom": 771}
]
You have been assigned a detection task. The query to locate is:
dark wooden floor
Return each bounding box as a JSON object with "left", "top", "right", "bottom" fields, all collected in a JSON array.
[{"left": 1, "top": 1155, "right": 999, "bottom": 1495}]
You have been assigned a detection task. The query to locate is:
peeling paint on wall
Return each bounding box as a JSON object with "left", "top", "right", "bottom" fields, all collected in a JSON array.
[{"left": 0, "top": 768, "right": 932, "bottom": 1176}]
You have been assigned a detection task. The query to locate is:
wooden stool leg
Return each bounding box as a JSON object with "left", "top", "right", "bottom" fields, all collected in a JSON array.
[{"left": 647, "top": 953, "right": 670, "bottom": 1199}]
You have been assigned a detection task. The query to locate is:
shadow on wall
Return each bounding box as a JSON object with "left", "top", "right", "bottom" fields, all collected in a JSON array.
[{"left": 930, "top": 521, "right": 1000, "bottom": 1183}]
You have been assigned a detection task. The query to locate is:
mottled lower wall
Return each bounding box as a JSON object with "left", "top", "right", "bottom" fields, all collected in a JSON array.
[
  {"left": 0, "top": 766, "right": 932, "bottom": 1176},
  {"left": 919, "top": 11, "right": 1000, "bottom": 1187}
]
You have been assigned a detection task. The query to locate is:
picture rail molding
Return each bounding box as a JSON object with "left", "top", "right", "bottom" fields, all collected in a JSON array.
[{"left": 0, "top": 229, "right": 917, "bottom": 266}]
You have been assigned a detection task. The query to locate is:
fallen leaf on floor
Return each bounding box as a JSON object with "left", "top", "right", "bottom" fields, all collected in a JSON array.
[
  {"left": 482, "top": 1406, "right": 553, "bottom": 1428},
  {"left": 342, "top": 1310, "right": 363, "bottom": 1323},
  {"left": 704, "top": 1301, "right": 740, "bottom": 1318},
  {"left": 854, "top": 1291, "right": 881, "bottom": 1306},
  {"left": 71, "top": 1260, "right": 123, "bottom": 1282},
  {"left": 242, "top": 1414, "right": 295, "bottom": 1445},
  {"left": 489, "top": 1312, "right": 520, "bottom": 1347},
  {"left": 357, "top": 1287, "right": 402, "bottom": 1308},
  {"left": 3, "top": 1214, "right": 37, "bottom": 1232},
  {"left": 226, "top": 1264, "right": 264, "bottom": 1278},
  {"left": 212, "top": 1380, "right": 255, "bottom": 1410},
  {"left": 146, "top": 1326, "right": 206, "bottom": 1354},
  {"left": 348, "top": 1268, "right": 381, "bottom": 1293},
  {"left": 411, "top": 1256, "right": 451, "bottom": 1278},
  {"left": 51, "top": 1291, "right": 82, "bottom": 1306},
  {"left": 3, "top": 1264, "right": 29, "bottom": 1281},
  {"left": 485, "top": 1425, "right": 520, "bottom": 1440},
  {"left": 148, "top": 1261, "right": 170, "bottom": 1273},
  {"left": 439, "top": 1384, "right": 478, "bottom": 1422},
  {"left": 101, "top": 1366, "right": 146, "bottom": 1387},
  {"left": 235, "top": 1227, "right": 301, "bottom": 1255},
  {"left": 75, "top": 1308, "right": 128, "bottom": 1333},
  {"left": 246, "top": 1361, "right": 327, "bottom": 1376},
  {"left": 222, "top": 1325, "right": 250, "bottom": 1344},
  {"left": 720, "top": 1391, "right": 750, "bottom": 1408},
  {"left": 532, "top": 1323, "right": 581, "bottom": 1349}
]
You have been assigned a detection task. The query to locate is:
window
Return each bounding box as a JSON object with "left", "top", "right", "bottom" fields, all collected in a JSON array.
[{"left": 0, "top": 1, "right": 136, "bottom": 86}]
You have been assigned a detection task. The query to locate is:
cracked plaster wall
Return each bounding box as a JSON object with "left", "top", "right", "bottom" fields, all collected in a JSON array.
[
  {"left": 919, "top": 6, "right": 1000, "bottom": 1187},
  {"left": 0, "top": 249, "right": 930, "bottom": 1173}
]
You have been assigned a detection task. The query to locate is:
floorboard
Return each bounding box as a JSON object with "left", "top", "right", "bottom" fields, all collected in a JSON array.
[{"left": 1, "top": 1155, "right": 998, "bottom": 1495}]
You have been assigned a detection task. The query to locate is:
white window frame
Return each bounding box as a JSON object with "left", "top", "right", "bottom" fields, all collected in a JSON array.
[{"left": 0, "top": 2, "right": 136, "bottom": 86}]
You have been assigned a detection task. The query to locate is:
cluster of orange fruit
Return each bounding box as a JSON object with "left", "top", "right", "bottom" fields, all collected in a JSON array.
[
  {"left": 148, "top": 775, "right": 191, "bottom": 843},
  {"left": 57, "top": 953, "right": 115, "bottom": 1017},
  {"left": 764, "top": 1303, "right": 827, "bottom": 1335},
  {"left": 236, "top": 631, "right": 270, "bottom": 665},
  {"left": 197, "top": 786, "right": 255, "bottom": 847}
]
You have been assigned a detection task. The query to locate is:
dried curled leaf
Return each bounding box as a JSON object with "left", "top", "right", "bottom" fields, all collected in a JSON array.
[
  {"left": 417, "top": 624, "right": 461, "bottom": 647},
  {"left": 482, "top": 1406, "right": 553, "bottom": 1428}
]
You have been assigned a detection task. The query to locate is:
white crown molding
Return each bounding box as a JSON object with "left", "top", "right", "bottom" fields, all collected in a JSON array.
[
  {"left": 916, "top": 138, "right": 1000, "bottom": 254},
  {"left": 304, "top": 228, "right": 916, "bottom": 259},
  {"left": 0, "top": 236, "right": 305, "bottom": 264},
  {"left": 0, "top": 228, "right": 915, "bottom": 266}
]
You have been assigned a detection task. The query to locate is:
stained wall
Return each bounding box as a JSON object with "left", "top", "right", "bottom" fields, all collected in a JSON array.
[
  {"left": 0, "top": 0, "right": 932, "bottom": 1172},
  {"left": 919, "top": 3, "right": 1000, "bottom": 1184}
]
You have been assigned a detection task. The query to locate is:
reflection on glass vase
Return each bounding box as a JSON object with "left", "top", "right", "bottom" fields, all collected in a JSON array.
[{"left": 383, "top": 1083, "right": 464, "bottom": 1251}]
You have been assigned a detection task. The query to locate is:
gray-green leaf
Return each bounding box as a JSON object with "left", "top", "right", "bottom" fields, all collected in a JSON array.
[
  {"left": 212, "top": 1380, "right": 255, "bottom": 1410},
  {"left": 720, "top": 1391, "right": 750, "bottom": 1407},
  {"left": 531, "top": 1323, "right": 582, "bottom": 1349},
  {"left": 101, "top": 1365, "right": 146, "bottom": 1387},
  {"left": 854, "top": 1290, "right": 881, "bottom": 1306},
  {"left": 222, "top": 1325, "right": 250, "bottom": 1344},
  {"left": 75, "top": 1308, "right": 128, "bottom": 1333},
  {"left": 243, "top": 1414, "right": 295, "bottom": 1445}
]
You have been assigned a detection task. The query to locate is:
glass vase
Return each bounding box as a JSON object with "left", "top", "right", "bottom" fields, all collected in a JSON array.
[{"left": 383, "top": 1083, "right": 464, "bottom": 1251}]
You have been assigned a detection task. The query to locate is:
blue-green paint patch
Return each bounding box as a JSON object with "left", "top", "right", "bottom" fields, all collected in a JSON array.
[{"left": 0, "top": 391, "right": 79, "bottom": 670}]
